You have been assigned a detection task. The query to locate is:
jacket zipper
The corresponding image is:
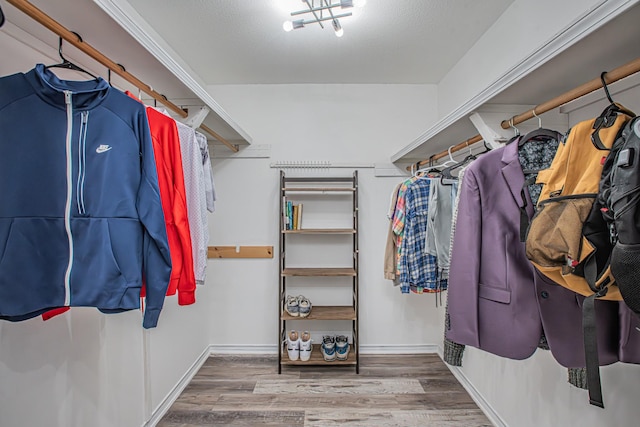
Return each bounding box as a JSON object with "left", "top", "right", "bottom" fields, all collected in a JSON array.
[
  {"left": 63, "top": 90, "right": 74, "bottom": 306},
  {"left": 76, "top": 111, "right": 89, "bottom": 215}
]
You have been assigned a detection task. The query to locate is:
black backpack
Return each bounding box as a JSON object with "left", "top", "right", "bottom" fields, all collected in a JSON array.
[{"left": 598, "top": 116, "right": 640, "bottom": 316}]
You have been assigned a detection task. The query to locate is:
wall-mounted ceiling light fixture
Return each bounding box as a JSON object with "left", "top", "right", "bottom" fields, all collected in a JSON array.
[{"left": 283, "top": 0, "right": 366, "bottom": 37}]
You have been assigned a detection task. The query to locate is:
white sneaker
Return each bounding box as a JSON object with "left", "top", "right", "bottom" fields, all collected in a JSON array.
[
  {"left": 300, "top": 331, "right": 312, "bottom": 361},
  {"left": 297, "top": 295, "right": 312, "bottom": 318},
  {"left": 321, "top": 335, "right": 337, "bottom": 362},
  {"left": 287, "top": 330, "right": 300, "bottom": 361},
  {"left": 284, "top": 295, "right": 299, "bottom": 317},
  {"left": 335, "top": 335, "right": 350, "bottom": 361}
]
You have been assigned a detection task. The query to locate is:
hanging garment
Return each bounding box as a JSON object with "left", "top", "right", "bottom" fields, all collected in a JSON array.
[
  {"left": 425, "top": 178, "right": 457, "bottom": 280},
  {"left": 167, "top": 115, "right": 209, "bottom": 285},
  {"left": 442, "top": 139, "right": 591, "bottom": 389},
  {"left": 391, "top": 176, "right": 418, "bottom": 278},
  {"left": 446, "top": 138, "right": 619, "bottom": 366},
  {"left": 128, "top": 93, "right": 195, "bottom": 305},
  {"left": 443, "top": 165, "right": 470, "bottom": 367},
  {"left": 397, "top": 177, "right": 447, "bottom": 293},
  {"left": 384, "top": 182, "right": 402, "bottom": 282},
  {"left": 0, "top": 65, "right": 171, "bottom": 328},
  {"left": 195, "top": 131, "right": 216, "bottom": 213}
]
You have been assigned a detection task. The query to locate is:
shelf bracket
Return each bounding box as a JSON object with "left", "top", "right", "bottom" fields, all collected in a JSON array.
[{"left": 182, "top": 105, "right": 210, "bottom": 129}]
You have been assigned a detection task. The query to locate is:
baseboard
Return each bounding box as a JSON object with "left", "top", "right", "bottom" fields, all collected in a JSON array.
[
  {"left": 208, "top": 344, "right": 440, "bottom": 355},
  {"left": 143, "top": 345, "right": 212, "bottom": 427},
  {"left": 436, "top": 347, "right": 507, "bottom": 427},
  {"left": 360, "top": 344, "right": 439, "bottom": 354},
  {"left": 210, "top": 344, "right": 278, "bottom": 354}
]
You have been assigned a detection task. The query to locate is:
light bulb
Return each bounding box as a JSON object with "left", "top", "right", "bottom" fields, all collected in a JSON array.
[
  {"left": 354, "top": 0, "right": 366, "bottom": 7},
  {"left": 335, "top": 27, "right": 344, "bottom": 37},
  {"left": 283, "top": 20, "right": 294, "bottom": 32}
]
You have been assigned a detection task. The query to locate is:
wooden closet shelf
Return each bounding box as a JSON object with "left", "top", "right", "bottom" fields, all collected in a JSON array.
[
  {"left": 281, "top": 305, "right": 356, "bottom": 321},
  {"left": 281, "top": 344, "right": 356, "bottom": 366},
  {"left": 282, "top": 268, "right": 356, "bottom": 277},
  {"left": 282, "top": 187, "right": 355, "bottom": 192},
  {"left": 283, "top": 229, "right": 356, "bottom": 234}
]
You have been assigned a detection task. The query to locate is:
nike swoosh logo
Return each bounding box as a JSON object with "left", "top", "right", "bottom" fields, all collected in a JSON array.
[{"left": 96, "top": 146, "right": 113, "bottom": 154}]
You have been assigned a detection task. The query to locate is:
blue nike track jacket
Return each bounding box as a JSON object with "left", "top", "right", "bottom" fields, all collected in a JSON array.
[{"left": 0, "top": 65, "right": 172, "bottom": 328}]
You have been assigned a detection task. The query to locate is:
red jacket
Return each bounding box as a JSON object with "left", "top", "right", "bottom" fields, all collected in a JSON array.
[{"left": 140, "top": 102, "right": 196, "bottom": 305}]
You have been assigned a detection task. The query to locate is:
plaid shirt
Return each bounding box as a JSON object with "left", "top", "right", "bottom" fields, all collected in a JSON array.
[
  {"left": 392, "top": 176, "right": 417, "bottom": 275},
  {"left": 398, "top": 178, "right": 447, "bottom": 293}
]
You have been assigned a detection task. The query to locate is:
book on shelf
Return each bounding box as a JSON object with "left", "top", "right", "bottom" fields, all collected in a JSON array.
[
  {"left": 296, "top": 203, "right": 302, "bottom": 230},
  {"left": 282, "top": 200, "right": 303, "bottom": 230}
]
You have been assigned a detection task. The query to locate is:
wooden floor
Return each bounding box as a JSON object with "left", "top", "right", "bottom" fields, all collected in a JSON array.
[{"left": 157, "top": 354, "right": 492, "bottom": 427}]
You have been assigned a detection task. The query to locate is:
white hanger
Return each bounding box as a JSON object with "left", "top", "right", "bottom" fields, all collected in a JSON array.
[
  {"left": 440, "top": 145, "right": 459, "bottom": 167},
  {"left": 508, "top": 117, "right": 520, "bottom": 136},
  {"left": 532, "top": 109, "right": 542, "bottom": 128}
]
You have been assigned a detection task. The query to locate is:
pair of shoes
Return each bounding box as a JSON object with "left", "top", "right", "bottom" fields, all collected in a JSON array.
[
  {"left": 284, "top": 295, "right": 312, "bottom": 318},
  {"left": 321, "top": 335, "right": 350, "bottom": 361},
  {"left": 286, "top": 330, "right": 312, "bottom": 361}
]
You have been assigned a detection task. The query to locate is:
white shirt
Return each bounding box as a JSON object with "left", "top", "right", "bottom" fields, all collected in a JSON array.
[{"left": 195, "top": 131, "right": 216, "bottom": 213}]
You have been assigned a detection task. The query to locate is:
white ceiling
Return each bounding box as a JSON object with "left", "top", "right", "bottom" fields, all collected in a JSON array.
[{"left": 126, "top": 0, "right": 515, "bottom": 85}]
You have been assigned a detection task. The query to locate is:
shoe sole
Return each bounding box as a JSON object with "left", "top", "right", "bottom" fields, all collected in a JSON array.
[{"left": 285, "top": 309, "right": 299, "bottom": 317}]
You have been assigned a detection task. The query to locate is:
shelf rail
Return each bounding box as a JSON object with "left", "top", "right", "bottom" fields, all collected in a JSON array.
[
  {"left": 6, "top": 0, "right": 239, "bottom": 152},
  {"left": 407, "top": 56, "right": 640, "bottom": 171}
]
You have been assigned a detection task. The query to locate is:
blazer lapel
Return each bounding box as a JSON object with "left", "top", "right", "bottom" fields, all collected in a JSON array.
[{"left": 501, "top": 140, "right": 530, "bottom": 215}]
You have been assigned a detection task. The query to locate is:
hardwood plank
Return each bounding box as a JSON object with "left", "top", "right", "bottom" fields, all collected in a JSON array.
[
  {"left": 160, "top": 410, "right": 304, "bottom": 426},
  {"left": 253, "top": 378, "right": 424, "bottom": 395},
  {"left": 282, "top": 267, "right": 356, "bottom": 276},
  {"left": 182, "top": 379, "right": 256, "bottom": 393},
  {"left": 358, "top": 353, "right": 443, "bottom": 367},
  {"left": 281, "top": 306, "right": 355, "bottom": 321},
  {"left": 305, "top": 409, "right": 491, "bottom": 427},
  {"left": 202, "top": 354, "right": 277, "bottom": 366},
  {"left": 194, "top": 365, "right": 298, "bottom": 380},
  {"left": 419, "top": 378, "right": 466, "bottom": 392},
  {"left": 212, "top": 392, "right": 479, "bottom": 411}
]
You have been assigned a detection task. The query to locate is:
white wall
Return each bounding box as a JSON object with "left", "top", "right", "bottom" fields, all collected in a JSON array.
[
  {"left": 206, "top": 84, "right": 444, "bottom": 351},
  {"left": 437, "top": 0, "right": 619, "bottom": 119},
  {"left": 0, "top": 29, "right": 211, "bottom": 427},
  {"left": 450, "top": 83, "right": 640, "bottom": 427}
]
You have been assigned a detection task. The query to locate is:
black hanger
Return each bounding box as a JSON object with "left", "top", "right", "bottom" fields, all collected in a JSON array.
[
  {"left": 590, "top": 72, "right": 636, "bottom": 150},
  {"left": 518, "top": 128, "right": 563, "bottom": 147},
  {"left": 423, "top": 155, "right": 441, "bottom": 176},
  {"left": 0, "top": 5, "right": 5, "bottom": 28},
  {"left": 440, "top": 140, "right": 491, "bottom": 183},
  {"left": 45, "top": 34, "right": 97, "bottom": 79},
  {"left": 440, "top": 154, "right": 473, "bottom": 181},
  {"left": 601, "top": 71, "right": 615, "bottom": 104}
]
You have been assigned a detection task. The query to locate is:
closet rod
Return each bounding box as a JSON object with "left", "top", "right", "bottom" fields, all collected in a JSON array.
[
  {"left": 200, "top": 123, "right": 239, "bottom": 153},
  {"left": 5, "top": 0, "right": 188, "bottom": 119},
  {"left": 407, "top": 56, "right": 640, "bottom": 171}
]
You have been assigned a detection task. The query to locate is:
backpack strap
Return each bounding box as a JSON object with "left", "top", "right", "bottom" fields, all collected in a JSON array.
[{"left": 582, "top": 291, "right": 607, "bottom": 408}]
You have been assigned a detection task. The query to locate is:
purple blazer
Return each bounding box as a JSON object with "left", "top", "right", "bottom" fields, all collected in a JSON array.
[{"left": 446, "top": 141, "right": 619, "bottom": 367}]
